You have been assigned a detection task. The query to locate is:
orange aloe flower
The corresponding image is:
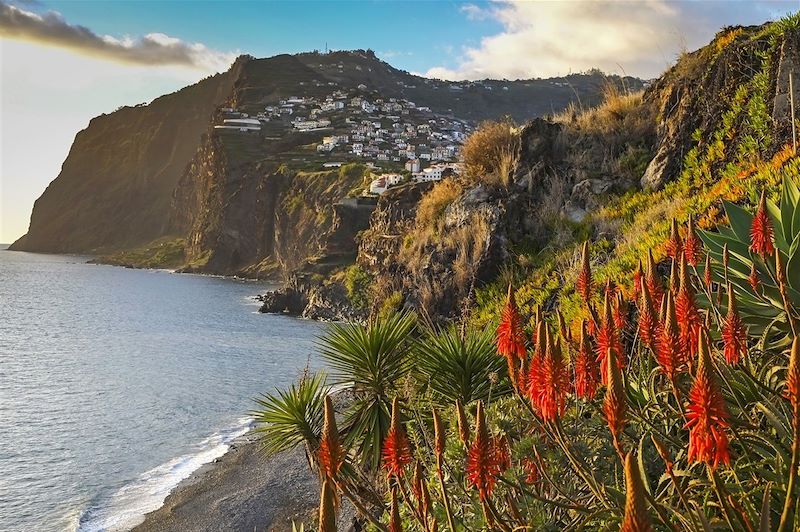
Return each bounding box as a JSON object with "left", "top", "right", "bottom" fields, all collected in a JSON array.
[
  {"left": 676, "top": 255, "right": 702, "bottom": 357},
  {"left": 703, "top": 254, "right": 712, "bottom": 290},
  {"left": 597, "top": 291, "right": 624, "bottom": 385},
  {"left": 685, "top": 330, "right": 731, "bottom": 468},
  {"left": 522, "top": 458, "right": 540, "bottom": 484},
  {"left": 665, "top": 218, "right": 683, "bottom": 260},
  {"left": 492, "top": 434, "right": 511, "bottom": 473},
  {"left": 576, "top": 241, "right": 593, "bottom": 304},
  {"left": 527, "top": 321, "right": 546, "bottom": 411},
  {"left": 748, "top": 262, "right": 760, "bottom": 293},
  {"left": 466, "top": 401, "right": 502, "bottom": 501},
  {"left": 645, "top": 251, "right": 664, "bottom": 306},
  {"left": 497, "top": 284, "right": 526, "bottom": 388},
  {"left": 432, "top": 407, "right": 446, "bottom": 461},
  {"left": 657, "top": 291, "right": 685, "bottom": 382},
  {"left": 382, "top": 397, "right": 412, "bottom": 477},
  {"left": 497, "top": 283, "right": 526, "bottom": 360},
  {"left": 319, "top": 395, "right": 344, "bottom": 480},
  {"left": 574, "top": 320, "right": 599, "bottom": 400},
  {"left": 684, "top": 216, "right": 703, "bottom": 266},
  {"left": 620, "top": 452, "right": 653, "bottom": 532},
  {"left": 750, "top": 191, "right": 775, "bottom": 257},
  {"left": 785, "top": 338, "right": 800, "bottom": 410},
  {"left": 638, "top": 280, "right": 659, "bottom": 351},
  {"left": 721, "top": 285, "right": 747, "bottom": 364},
  {"left": 536, "top": 331, "right": 569, "bottom": 421},
  {"left": 603, "top": 348, "right": 627, "bottom": 450}
]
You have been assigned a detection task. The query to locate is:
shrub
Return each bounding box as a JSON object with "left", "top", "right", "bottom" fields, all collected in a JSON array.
[
  {"left": 377, "top": 291, "right": 404, "bottom": 321},
  {"left": 413, "top": 324, "right": 510, "bottom": 404},
  {"left": 343, "top": 264, "right": 372, "bottom": 310},
  {"left": 461, "top": 118, "right": 520, "bottom": 187},
  {"left": 414, "top": 178, "right": 463, "bottom": 229}
]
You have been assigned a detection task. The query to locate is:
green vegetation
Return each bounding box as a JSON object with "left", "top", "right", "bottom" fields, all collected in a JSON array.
[
  {"left": 700, "top": 178, "right": 800, "bottom": 348},
  {"left": 94, "top": 237, "right": 187, "bottom": 269},
  {"left": 315, "top": 312, "right": 416, "bottom": 469},
  {"left": 342, "top": 264, "right": 373, "bottom": 311},
  {"left": 414, "top": 324, "right": 510, "bottom": 404},
  {"left": 255, "top": 193, "right": 800, "bottom": 530},
  {"left": 377, "top": 291, "right": 405, "bottom": 321},
  {"left": 471, "top": 17, "right": 800, "bottom": 330},
  {"left": 246, "top": 16, "right": 800, "bottom": 532}
]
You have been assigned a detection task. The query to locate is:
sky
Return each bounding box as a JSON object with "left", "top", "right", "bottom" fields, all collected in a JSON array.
[{"left": 1, "top": 0, "right": 797, "bottom": 244}]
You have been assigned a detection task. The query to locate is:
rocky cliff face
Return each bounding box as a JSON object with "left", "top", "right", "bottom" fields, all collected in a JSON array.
[
  {"left": 642, "top": 25, "right": 800, "bottom": 190},
  {"left": 349, "top": 21, "right": 800, "bottom": 321},
  {"left": 10, "top": 58, "right": 247, "bottom": 253},
  {"left": 171, "top": 136, "right": 371, "bottom": 277},
  {"left": 12, "top": 50, "right": 628, "bottom": 269}
]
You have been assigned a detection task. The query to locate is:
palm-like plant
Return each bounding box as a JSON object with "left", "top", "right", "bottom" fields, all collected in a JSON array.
[
  {"left": 252, "top": 371, "right": 326, "bottom": 459},
  {"left": 414, "top": 324, "right": 511, "bottom": 405},
  {"left": 317, "top": 311, "right": 416, "bottom": 469},
  {"left": 700, "top": 176, "right": 800, "bottom": 346}
]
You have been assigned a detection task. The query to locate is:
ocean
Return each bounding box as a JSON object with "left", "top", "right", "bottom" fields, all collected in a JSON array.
[{"left": 0, "top": 248, "right": 323, "bottom": 531}]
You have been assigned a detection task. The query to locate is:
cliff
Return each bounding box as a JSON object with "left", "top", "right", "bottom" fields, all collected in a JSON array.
[
  {"left": 9, "top": 58, "right": 247, "bottom": 253},
  {"left": 348, "top": 19, "right": 800, "bottom": 322},
  {"left": 12, "top": 50, "right": 634, "bottom": 279}
]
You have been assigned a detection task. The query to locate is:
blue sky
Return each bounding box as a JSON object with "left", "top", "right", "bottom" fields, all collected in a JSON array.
[
  {"left": 1, "top": 0, "right": 798, "bottom": 243},
  {"left": 41, "top": 0, "right": 503, "bottom": 76}
]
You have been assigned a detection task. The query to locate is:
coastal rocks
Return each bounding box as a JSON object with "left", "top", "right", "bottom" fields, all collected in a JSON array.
[
  {"left": 259, "top": 274, "right": 366, "bottom": 322},
  {"left": 302, "top": 282, "right": 363, "bottom": 321},
  {"left": 258, "top": 287, "right": 307, "bottom": 315},
  {"left": 356, "top": 181, "right": 511, "bottom": 320}
]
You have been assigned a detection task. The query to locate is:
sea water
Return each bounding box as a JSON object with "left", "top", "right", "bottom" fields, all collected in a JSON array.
[{"left": 0, "top": 248, "right": 323, "bottom": 531}]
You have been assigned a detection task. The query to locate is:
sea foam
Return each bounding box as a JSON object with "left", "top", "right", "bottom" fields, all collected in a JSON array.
[{"left": 76, "top": 417, "right": 254, "bottom": 532}]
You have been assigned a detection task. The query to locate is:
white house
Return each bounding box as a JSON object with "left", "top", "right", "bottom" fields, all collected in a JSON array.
[
  {"left": 405, "top": 159, "right": 420, "bottom": 173},
  {"left": 385, "top": 173, "right": 403, "bottom": 186},
  {"left": 215, "top": 118, "right": 261, "bottom": 132},
  {"left": 369, "top": 177, "right": 387, "bottom": 195},
  {"left": 413, "top": 165, "right": 445, "bottom": 182}
]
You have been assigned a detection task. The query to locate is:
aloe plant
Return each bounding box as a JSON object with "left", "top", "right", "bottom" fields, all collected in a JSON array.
[
  {"left": 699, "top": 176, "right": 800, "bottom": 346},
  {"left": 317, "top": 311, "right": 416, "bottom": 470},
  {"left": 414, "top": 324, "right": 511, "bottom": 405},
  {"left": 252, "top": 371, "right": 327, "bottom": 457}
]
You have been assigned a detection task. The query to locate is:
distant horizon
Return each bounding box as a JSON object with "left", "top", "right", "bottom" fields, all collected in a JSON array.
[{"left": 2, "top": 0, "right": 797, "bottom": 243}]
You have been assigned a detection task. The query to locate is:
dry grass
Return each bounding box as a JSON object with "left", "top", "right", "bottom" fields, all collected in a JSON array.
[
  {"left": 452, "top": 213, "right": 490, "bottom": 288},
  {"left": 461, "top": 119, "right": 521, "bottom": 187},
  {"left": 414, "top": 179, "right": 463, "bottom": 229},
  {"left": 553, "top": 83, "right": 651, "bottom": 140}
]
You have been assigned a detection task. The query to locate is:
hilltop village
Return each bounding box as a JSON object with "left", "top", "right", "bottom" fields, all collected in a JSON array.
[{"left": 214, "top": 85, "right": 470, "bottom": 195}]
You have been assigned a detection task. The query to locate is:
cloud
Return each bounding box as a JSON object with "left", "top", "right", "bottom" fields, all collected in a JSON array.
[
  {"left": 0, "top": 1, "right": 236, "bottom": 71},
  {"left": 426, "top": 0, "right": 796, "bottom": 81},
  {"left": 460, "top": 3, "right": 493, "bottom": 21}
]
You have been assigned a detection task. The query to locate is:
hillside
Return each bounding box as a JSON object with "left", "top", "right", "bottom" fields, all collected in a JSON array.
[
  {"left": 266, "top": 19, "right": 800, "bottom": 322},
  {"left": 10, "top": 49, "right": 637, "bottom": 275},
  {"left": 9, "top": 58, "right": 248, "bottom": 253}
]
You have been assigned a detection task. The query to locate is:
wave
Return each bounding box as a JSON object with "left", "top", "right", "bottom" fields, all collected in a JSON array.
[{"left": 75, "top": 417, "right": 254, "bottom": 532}]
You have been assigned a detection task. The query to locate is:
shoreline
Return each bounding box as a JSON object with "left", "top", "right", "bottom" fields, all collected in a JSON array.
[
  {"left": 132, "top": 430, "right": 343, "bottom": 532},
  {"left": 134, "top": 388, "right": 358, "bottom": 532}
]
